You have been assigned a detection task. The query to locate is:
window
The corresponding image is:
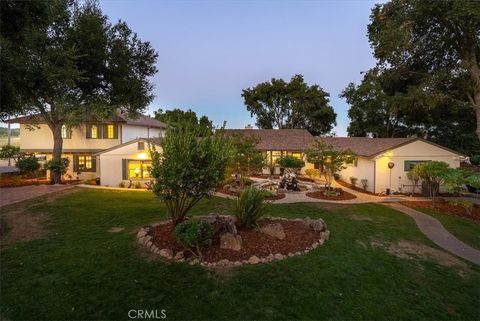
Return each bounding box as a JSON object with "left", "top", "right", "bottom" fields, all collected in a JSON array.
[
  {"left": 346, "top": 157, "right": 358, "bottom": 167},
  {"left": 91, "top": 125, "right": 98, "bottom": 139},
  {"left": 127, "top": 160, "right": 151, "bottom": 179},
  {"left": 61, "top": 125, "right": 71, "bottom": 139},
  {"left": 138, "top": 142, "right": 145, "bottom": 150},
  {"left": 404, "top": 160, "right": 428, "bottom": 171},
  {"left": 74, "top": 155, "right": 96, "bottom": 172},
  {"left": 271, "top": 151, "right": 282, "bottom": 165},
  {"left": 291, "top": 152, "right": 302, "bottom": 159},
  {"left": 106, "top": 124, "right": 115, "bottom": 139}
]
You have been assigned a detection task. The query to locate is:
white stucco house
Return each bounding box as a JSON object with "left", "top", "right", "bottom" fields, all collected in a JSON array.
[
  {"left": 226, "top": 129, "right": 465, "bottom": 194},
  {"left": 8, "top": 113, "right": 166, "bottom": 186}
]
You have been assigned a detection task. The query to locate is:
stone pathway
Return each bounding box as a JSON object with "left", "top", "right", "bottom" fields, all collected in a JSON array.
[
  {"left": 0, "top": 185, "right": 75, "bottom": 207},
  {"left": 385, "top": 203, "right": 480, "bottom": 265}
]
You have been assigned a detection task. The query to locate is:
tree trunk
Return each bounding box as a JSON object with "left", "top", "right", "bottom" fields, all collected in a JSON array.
[
  {"left": 51, "top": 125, "right": 64, "bottom": 184},
  {"left": 474, "top": 90, "right": 480, "bottom": 142}
]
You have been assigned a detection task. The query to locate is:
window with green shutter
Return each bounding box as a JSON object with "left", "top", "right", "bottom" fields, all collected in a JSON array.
[
  {"left": 404, "top": 160, "right": 429, "bottom": 171},
  {"left": 74, "top": 155, "right": 96, "bottom": 172}
]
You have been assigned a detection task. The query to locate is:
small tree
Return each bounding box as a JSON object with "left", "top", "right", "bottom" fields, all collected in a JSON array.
[
  {"left": 44, "top": 158, "right": 70, "bottom": 181},
  {"left": 406, "top": 168, "right": 421, "bottom": 195},
  {"left": 414, "top": 161, "right": 450, "bottom": 208},
  {"left": 305, "top": 168, "right": 319, "bottom": 180},
  {"left": 305, "top": 140, "right": 355, "bottom": 190},
  {"left": 150, "top": 123, "right": 232, "bottom": 226},
  {"left": 277, "top": 155, "right": 305, "bottom": 174},
  {"left": 229, "top": 133, "right": 265, "bottom": 179},
  {"left": 0, "top": 145, "right": 21, "bottom": 162}
]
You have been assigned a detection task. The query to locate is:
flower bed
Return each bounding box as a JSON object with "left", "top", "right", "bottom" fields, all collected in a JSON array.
[
  {"left": 137, "top": 216, "right": 330, "bottom": 267},
  {"left": 336, "top": 180, "right": 378, "bottom": 195},
  {"left": 400, "top": 200, "right": 480, "bottom": 221},
  {"left": 306, "top": 190, "right": 357, "bottom": 201},
  {"left": 216, "top": 187, "right": 286, "bottom": 201}
]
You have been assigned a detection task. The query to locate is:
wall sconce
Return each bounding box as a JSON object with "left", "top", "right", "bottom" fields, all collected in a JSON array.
[{"left": 137, "top": 152, "right": 148, "bottom": 160}]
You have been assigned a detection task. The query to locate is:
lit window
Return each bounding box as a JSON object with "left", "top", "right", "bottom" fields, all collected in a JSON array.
[
  {"left": 107, "top": 124, "right": 114, "bottom": 139},
  {"left": 128, "top": 160, "right": 152, "bottom": 179},
  {"left": 91, "top": 125, "right": 98, "bottom": 139},
  {"left": 61, "top": 125, "right": 70, "bottom": 139},
  {"left": 271, "top": 151, "right": 282, "bottom": 165},
  {"left": 292, "top": 152, "right": 302, "bottom": 159},
  {"left": 76, "top": 155, "right": 95, "bottom": 172}
]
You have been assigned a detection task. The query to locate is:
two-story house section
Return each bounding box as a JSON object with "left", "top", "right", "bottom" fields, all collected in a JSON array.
[{"left": 7, "top": 113, "right": 167, "bottom": 182}]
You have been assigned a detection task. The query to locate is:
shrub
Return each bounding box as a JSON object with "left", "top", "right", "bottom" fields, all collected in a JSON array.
[
  {"left": 278, "top": 155, "right": 305, "bottom": 173},
  {"left": 44, "top": 157, "right": 70, "bottom": 177},
  {"left": 333, "top": 173, "right": 340, "bottom": 180},
  {"left": 448, "top": 199, "right": 474, "bottom": 216},
  {"left": 175, "top": 220, "right": 214, "bottom": 256},
  {"left": 350, "top": 177, "right": 358, "bottom": 186},
  {"left": 470, "top": 155, "right": 480, "bottom": 166},
  {"left": 134, "top": 181, "right": 142, "bottom": 189},
  {"left": 119, "top": 181, "right": 126, "bottom": 188},
  {"left": 414, "top": 161, "right": 450, "bottom": 208},
  {"left": 232, "top": 186, "right": 269, "bottom": 229},
  {"left": 360, "top": 179, "right": 368, "bottom": 190},
  {"left": 305, "top": 168, "right": 319, "bottom": 180},
  {"left": 16, "top": 154, "right": 40, "bottom": 176}
]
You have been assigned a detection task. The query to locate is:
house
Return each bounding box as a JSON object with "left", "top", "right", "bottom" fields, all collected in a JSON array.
[
  {"left": 225, "top": 129, "right": 464, "bottom": 194},
  {"left": 7, "top": 113, "right": 166, "bottom": 185}
]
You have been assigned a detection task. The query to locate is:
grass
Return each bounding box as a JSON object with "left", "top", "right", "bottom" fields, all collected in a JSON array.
[
  {"left": 406, "top": 206, "right": 480, "bottom": 251},
  {"left": 1, "top": 188, "right": 479, "bottom": 320}
]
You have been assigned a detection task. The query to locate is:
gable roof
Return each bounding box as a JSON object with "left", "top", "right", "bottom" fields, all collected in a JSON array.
[
  {"left": 224, "top": 129, "right": 314, "bottom": 151},
  {"left": 94, "top": 137, "right": 161, "bottom": 156},
  {"left": 7, "top": 113, "right": 167, "bottom": 129},
  {"left": 316, "top": 137, "right": 464, "bottom": 157}
]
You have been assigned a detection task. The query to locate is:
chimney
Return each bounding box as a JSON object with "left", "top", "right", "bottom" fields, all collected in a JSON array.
[{"left": 245, "top": 124, "right": 254, "bottom": 129}]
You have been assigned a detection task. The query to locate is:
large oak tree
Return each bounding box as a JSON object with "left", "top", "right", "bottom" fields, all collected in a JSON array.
[
  {"left": 242, "top": 75, "right": 336, "bottom": 136},
  {"left": 0, "top": 0, "right": 158, "bottom": 183}
]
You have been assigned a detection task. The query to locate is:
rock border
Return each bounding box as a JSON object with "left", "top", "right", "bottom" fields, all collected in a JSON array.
[{"left": 137, "top": 216, "right": 330, "bottom": 267}]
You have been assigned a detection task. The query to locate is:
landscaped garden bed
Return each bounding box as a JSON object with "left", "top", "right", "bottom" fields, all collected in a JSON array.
[
  {"left": 216, "top": 186, "right": 286, "bottom": 201},
  {"left": 401, "top": 199, "right": 480, "bottom": 221},
  {"left": 306, "top": 189, "right": 357, "bottom": 200},
  {"left": 336, "top": 179, "right": 378, "bottom": 196},
  {"left": 137, "top": 215, "right": 329, "bottom": 267}
]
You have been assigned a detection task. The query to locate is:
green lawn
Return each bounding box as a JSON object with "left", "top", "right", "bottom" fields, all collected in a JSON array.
[
  {"left": 407, "top": 206, "right": 480, "bottom": 251},
  {"left": 1, "top": 188, "right": 479, "bottom": 321}
]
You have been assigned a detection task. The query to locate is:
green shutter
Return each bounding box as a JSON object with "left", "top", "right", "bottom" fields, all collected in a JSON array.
[
  {"left": 122, "top": 159, "right": 128, "bottom": 180},
  {"left": 86, "top": 125, "right": 91, "bottom": 139},
  {"left": 91, "top": 156, "right": 97, "bottom": 172},
  {"left": 73, "top": 155, "right": 78, "bottom": 172},
  {"left": 114, "top": 124, "right": 119, "bottom": 139}
]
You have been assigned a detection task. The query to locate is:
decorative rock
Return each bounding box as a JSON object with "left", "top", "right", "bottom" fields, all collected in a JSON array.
[
  {"left": 204, "top": 213, "right": 219, "bottom": 225},
  {"left": 137, "top": 229, "right": 147, "bottom": 238},
  {"left": 189, "top": 258, "right": 200, "bottom": 265},
  {"left": 217, "top": 259, "right": 230, "bottom": 266},
  {"left": 159, "top": 248, "right": 173, "bottom": 259},
  {"left": 234, "top": 261, "right": 242, "bottom": 266},
  {"left": 295, "top": 251, "right": 302, "bottom": 256},
  {"left": 219, "top": 217, "right": 238, "bottom": 235},
  {"left": 319, "top": 238, "right": 325, "bottom": 245},
  {"left": 266, "top": 254, "right": 275, "bottom": 261},
  {"left": 312, "top": 242, "right": 318, "bottom": 248},
  {"left": 311, "top": 219, "right": 325, "bottom": 232},
  {"left": 248, "top": 256, "right": 261, "bottom": 264},
  {"left": 274, "top": 253, "right": 284, "bottom": 260},
  {"left": 220, "top": 233, "right": 242, "bottom": 251},
  {"left": 260, "top": 223, "right": 286, "bottom": 240},
  {"left": 174, "top": 251, "right": 184, "bottom": 260},
  {"left": 288, "top": 253, "right": 294, "bottom": 257},
  {"left": 146, "top": 241, "right": 153, "bottom": 247},
  {"left": 324, "top": 230, "right": 330, "bottom": 240}
]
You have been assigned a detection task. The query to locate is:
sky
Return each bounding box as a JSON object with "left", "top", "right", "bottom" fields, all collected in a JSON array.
[{"left": 98, "top": 0, "right": 379, "bottom": 136}]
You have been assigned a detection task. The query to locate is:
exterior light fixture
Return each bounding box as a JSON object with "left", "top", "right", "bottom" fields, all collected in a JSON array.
[
  {"left": 387, "top": 162, "right": 395, "bottom": 195},
  {"left": 138, "top": 152, "right": 148, "bottom": 160}
]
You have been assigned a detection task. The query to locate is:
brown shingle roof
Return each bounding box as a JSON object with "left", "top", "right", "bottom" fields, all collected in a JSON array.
[
  {"left": 7, "top": 113, "right": 167, "bottom": 129},
  {"left": 224, "top": 129, "right": 314, "bottom": 151},
  {"left": 317, "top": 137, "right": 418, "bottom": 157}
]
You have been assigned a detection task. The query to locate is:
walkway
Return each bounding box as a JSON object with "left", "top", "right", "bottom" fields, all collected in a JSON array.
[
  {"left": 385, "top": 203, "right": 480, "bottom": 265},
  {"left": 0, "top": 184, "right": 75, "bottom": 207}
]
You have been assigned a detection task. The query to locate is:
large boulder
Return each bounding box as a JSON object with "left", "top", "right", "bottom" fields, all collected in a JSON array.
[
  {"left": 219, "top": 217, "right": 238, "bottom": 235},
  {"left": 260, "top": 223, "right": 286, "bottom": 240},
  {"left": 220, "top": 232, "right": 242, "bottom": 251}
]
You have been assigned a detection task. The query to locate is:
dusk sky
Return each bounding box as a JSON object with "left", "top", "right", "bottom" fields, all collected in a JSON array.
[{"left": 98, "top": 0, "right": 380, "bottom": 135}]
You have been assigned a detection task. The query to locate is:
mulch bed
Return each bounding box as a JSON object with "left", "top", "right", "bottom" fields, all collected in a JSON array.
[
  {"left": 0, "top": 178, "right": 50, "bottom": 188},
  {"left": 251, "top": 174, "right": 314, "bottom": 183},
  {"left": 216, "top": 187, "right": 286, "bottom": 201},
  {"left": 336, "top": 180, "right": 378, "bottom": 196},
  {"left": 400, "top": 200, "right": 480, "bottom": 222},
  {"left": 306, "top": 190, "right": 357, "bottom": 200},
  {"left": 149, "top": 218, "right": 321, "bottom": 262}
]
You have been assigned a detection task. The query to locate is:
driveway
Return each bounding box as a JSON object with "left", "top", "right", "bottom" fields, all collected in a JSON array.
[{"left": 0, "top": 185, "right": 75, "bottom": 207}]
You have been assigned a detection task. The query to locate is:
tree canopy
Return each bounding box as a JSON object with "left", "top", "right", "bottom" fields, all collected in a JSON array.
[
  {"left": 154, "top": 108, "right": 213, "bottom": 133},
  {"left": 242, "top": 75, "right": 337, "bottom": 136},
  {"left": 0, "top": 0, "right": 158, "bottom": 183},
  {"left": 342, "top": 0, "right": 480, "bottom": 155}
]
